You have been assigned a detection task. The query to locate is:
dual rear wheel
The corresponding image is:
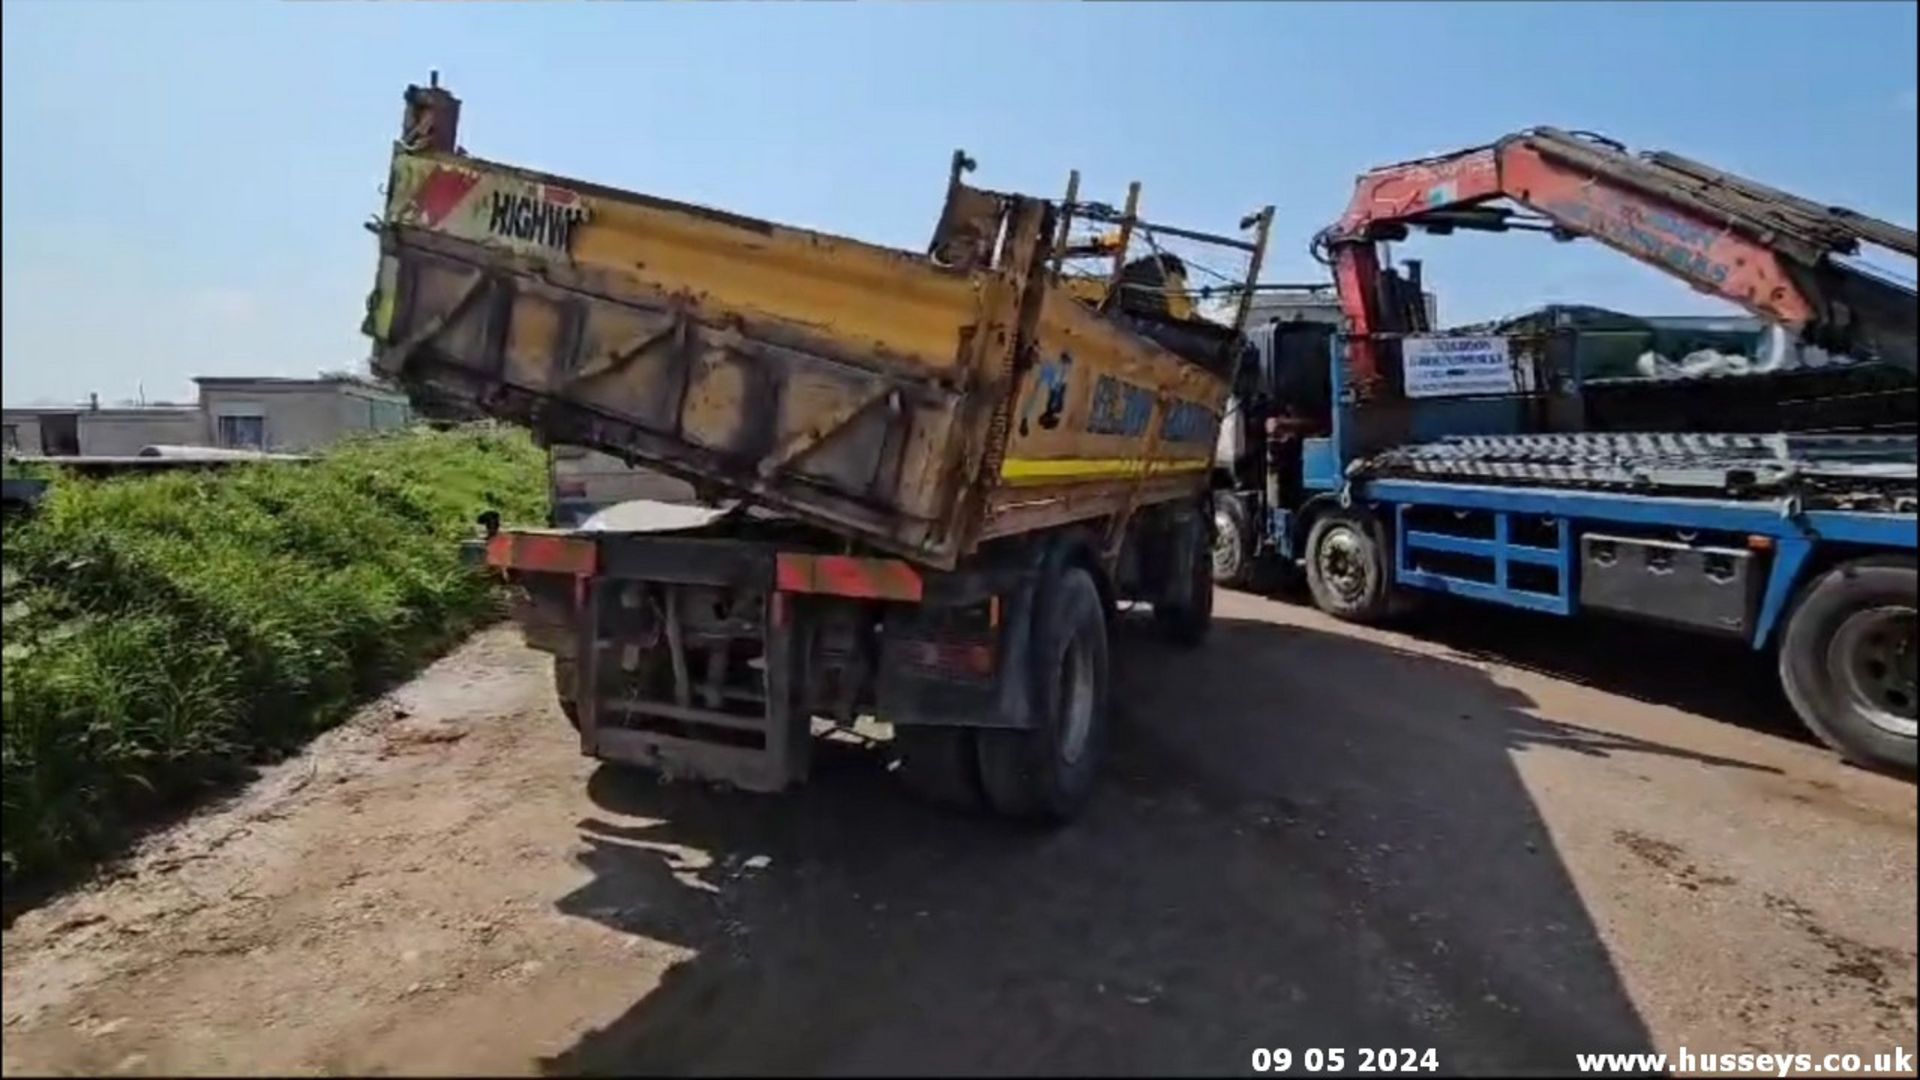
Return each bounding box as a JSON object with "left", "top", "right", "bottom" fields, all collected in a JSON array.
[
  {"left": 895, "top": 566, "right": 1111, "bottom": 823},
  {"left": 900, "top": 502, "right": 1219, "bottom": 821}
]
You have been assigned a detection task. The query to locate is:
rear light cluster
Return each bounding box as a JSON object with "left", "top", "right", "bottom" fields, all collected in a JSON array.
[{"left": 899, "top": 638, "right": 996, "bottom": 678}]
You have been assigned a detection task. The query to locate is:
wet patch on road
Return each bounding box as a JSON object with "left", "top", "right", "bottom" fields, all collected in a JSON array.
[
  {"left": 1764, "top": 892, "right": 1918, "bottom": 1033},
  {"left": 1612, "top": 830, "right": 1739, "bottom": 892}
]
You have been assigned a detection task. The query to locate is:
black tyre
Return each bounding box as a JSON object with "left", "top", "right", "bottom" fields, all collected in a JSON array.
[
  {"left": 976, "top": 566, "right": 1110, "bottom": 822},
  {"left": 1777, "top": 555, "right": 1917, "bottom": 774},
  {"left": 554, "top": 657, "right": 580, "bottom": 729},
  {"left": 893, "top": 726, "right": 984, "bottom": 809},
  {"left": 1211, "top": 491, "right": 1255, "bottom": 589},
  {"left": 1155, "top": 509, "right": 1215, "bottom": 648},
  {"left": 1304, "top": 509, "right": 1394, "bottom": 623}
]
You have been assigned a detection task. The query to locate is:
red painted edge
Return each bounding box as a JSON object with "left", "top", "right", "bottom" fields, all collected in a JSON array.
[
  {"left": 485, "top": 531, "right": 598, "bottom": 576},
  {"left": 774, "top": 553, "right": 923, "bottom": 602}
]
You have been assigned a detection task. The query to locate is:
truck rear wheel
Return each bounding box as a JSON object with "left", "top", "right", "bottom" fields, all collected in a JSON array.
[
  {"left": 1305, "top": 509, "right": 1393, "bottom": 623},
  {"left": 553, "top": 658, "right": 580, "bottom": 729},
  {"left": 893, "top": 727, "right": 984, "bottom": 809},
  {"left": 1156, "top": 505, "right": 1216, "bottom": 647},
  {"left": 1778, "top": 555, "right": 1917, "bottom": 774},
  {"left": 976, "top": 566, "right": 1109, "bottom": 822}
]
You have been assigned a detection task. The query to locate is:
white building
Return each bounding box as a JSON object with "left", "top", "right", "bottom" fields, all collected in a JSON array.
[{"left": 3, "top": 376, "right": 412, "bottom": 457}]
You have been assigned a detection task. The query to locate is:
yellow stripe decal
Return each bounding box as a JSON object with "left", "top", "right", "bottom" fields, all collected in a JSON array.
[{"left": 998, "top": 457, "right": 1209, "bottom": 486}]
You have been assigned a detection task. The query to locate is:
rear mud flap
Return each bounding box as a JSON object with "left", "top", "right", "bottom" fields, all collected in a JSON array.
[{"left": 876, "top": 566, "right": 1039, "bottom": 731}]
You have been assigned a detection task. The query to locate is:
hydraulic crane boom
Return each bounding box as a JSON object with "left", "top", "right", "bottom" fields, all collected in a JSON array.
[{"left": 1317, "top": 127, "right": 1918, "bottom": 395}]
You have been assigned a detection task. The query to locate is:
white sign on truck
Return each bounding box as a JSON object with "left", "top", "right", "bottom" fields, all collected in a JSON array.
[{"left": 1402, "top": 335, "right": 1528, "bottom": 398}]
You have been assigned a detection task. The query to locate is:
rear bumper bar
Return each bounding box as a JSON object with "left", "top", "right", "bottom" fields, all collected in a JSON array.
[{"left": 477, "top": 527, "right": 923, "bottom": 603}]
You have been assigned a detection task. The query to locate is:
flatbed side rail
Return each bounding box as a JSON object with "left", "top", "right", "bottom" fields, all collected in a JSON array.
[{"left": 1362, "top": 477, "right": 1917, "bottom": 648}]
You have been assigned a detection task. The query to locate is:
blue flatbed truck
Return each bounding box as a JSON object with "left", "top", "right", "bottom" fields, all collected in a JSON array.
[{"left": 1209, "top": 129, "right": 1917, "bottom": 772}]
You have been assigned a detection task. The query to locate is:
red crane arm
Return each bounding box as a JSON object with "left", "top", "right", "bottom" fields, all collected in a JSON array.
[{"left": 1321, "top": 128, "right": 1917, "bottom": 395}]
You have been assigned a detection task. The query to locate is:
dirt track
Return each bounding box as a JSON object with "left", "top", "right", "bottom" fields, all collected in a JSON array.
[{"left": 3, "top": 589, "right": 1915, "bottom": 1076}]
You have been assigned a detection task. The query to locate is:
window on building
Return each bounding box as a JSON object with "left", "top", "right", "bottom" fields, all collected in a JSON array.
[
  {"left": 39, "top": 414, "right": 79, "bottom": 456},
  {"left": 2, "top": 425, "right": 18, "bottom": 453},
  {"left": 217, "top": 414, "right": 267, "bottom": 450},
  {"left": 370, "top": 399, "right": 410, "bottom": 432}
]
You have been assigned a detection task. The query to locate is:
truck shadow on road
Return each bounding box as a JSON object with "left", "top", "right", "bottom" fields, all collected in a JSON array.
[
  {"left": 1273, "top": 582, "right": 1813, "bottom": 747},
  {"left": 540, "top": 614, "right": 1774, "bottom": 1076}
]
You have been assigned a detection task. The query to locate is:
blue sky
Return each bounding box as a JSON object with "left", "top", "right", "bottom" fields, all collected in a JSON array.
[{"left": 3, "top": 1, "right": 1915, "bottom": 405}]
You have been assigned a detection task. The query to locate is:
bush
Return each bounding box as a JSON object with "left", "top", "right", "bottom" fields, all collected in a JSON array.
[{"left": 1, "top": 425, "right": 545, "bottom": 884}]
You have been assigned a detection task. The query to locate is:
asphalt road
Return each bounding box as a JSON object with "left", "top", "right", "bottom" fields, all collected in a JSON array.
[{"left": 3, "top": 589, "right": 1914, "bottom": 1076}]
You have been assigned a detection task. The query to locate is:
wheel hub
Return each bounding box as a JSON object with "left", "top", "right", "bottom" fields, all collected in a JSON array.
[
  {"left": 1830, "top": 605, "right": 1919, "bottom": 738},
  {"left": 1211, "top": 510, "right": 1242, "bottom": 579},
  {"left": 1317, "top": 527, "right": 1369, "bottom": 603}
]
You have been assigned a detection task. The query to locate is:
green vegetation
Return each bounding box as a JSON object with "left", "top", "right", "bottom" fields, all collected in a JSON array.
[
  {"left": 2, "top": 426, "right": 545, "bottom": 884},
  {"left": 3, "top": 457, "right": 52, "bottom": 479}
]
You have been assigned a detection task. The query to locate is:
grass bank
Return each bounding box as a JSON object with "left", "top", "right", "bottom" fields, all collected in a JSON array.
[{"left": 2, "top": 426, "right": 545, "bottom": 885}]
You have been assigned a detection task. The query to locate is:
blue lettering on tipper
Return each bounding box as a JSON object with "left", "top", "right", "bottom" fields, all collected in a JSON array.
[
  {"left": 1160, "top": 399, "right": 1217, "bottom": 445},
  {"left": 1087, "top": 375, "right": 1156, "bottom": 438}
]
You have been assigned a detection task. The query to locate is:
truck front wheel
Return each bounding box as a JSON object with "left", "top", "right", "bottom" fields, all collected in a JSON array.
[
  {"left": 1305, "top": 509, "right": 1394, "bottom": 623},
  {"left": 1211, "top": 491, "right": 1255, "bottom": 589},
  {"left": 1778, "top": 555, "right": 1917, "bottom": 774},
  {"left": 976, "top": 566, "right": 1109, "bottom": 822}
]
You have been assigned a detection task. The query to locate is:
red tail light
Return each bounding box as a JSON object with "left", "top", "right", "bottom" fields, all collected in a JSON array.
[{"left": 901, "top": 639, "right": 995, "bottom": 678}]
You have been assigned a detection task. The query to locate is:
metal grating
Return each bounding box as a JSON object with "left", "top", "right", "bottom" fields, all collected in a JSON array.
[{"left": 1362, "top": 431, "right": 1917, "bottom": 512}]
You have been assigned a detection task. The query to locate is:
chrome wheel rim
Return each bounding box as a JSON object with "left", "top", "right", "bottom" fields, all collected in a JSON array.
[
  {"left": 1829, "top": 606, "right": 1918, "bottom": 738},
  {"left": 1212, "top": 509, "right": 1242, "bottom": 579},
  {"left": 1316, "top": 526, "right": 1369, "bottom": 604}
]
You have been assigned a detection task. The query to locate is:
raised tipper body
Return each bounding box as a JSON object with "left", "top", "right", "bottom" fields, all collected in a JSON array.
[
  {"left": 362, "top": 79, "right": 1271, "bottom": 814},
  {"left": 367, "top": 81, "right": 1261, "bottom": 570}
]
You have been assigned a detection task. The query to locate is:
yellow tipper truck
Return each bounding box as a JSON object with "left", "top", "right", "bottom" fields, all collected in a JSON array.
[{"left": 365, "top": 79, "right": 1271, "bottom": 820}]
